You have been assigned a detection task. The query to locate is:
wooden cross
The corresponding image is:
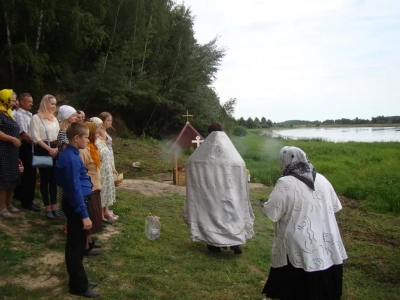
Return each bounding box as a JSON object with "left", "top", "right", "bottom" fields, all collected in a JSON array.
[
  {"left": 182, "top": 110, "right": 193, "bottom": 123},
  {"left": 191, "top": 136, "right": 204, "bottom": 148}
]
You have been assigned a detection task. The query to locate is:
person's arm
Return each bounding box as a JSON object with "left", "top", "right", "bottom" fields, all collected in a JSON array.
[
  {"left": 0, "top": 130, "right": 21, "bottom": 147},
  {"left": 63, "top": 158, "right": 90, "bottom": 219},
  {"left": 58, "top": 158, "right": 92, "bottom": 229},
  {"left": 14, "top": 113, "right": 32, "bottom": 144},
  {"left": 263, "top": 178, "right": 287, "bottom": 222},
  {"left": 20, "top": 132, "right": 33, "bottom": 144}
]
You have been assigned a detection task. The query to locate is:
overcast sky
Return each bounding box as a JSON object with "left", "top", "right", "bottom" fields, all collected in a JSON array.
[{"left": 177, "top": 0, "right": 400, "bottom": 122}]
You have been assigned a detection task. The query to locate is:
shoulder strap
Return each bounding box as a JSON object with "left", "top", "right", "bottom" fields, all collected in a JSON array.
[{"left": 32, "top": 115, "right": 51, "bottom": 155}]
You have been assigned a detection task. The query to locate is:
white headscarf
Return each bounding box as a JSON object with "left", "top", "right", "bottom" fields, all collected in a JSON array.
[
  {"left": 89, "top": 117, "right": 103, "bottom": 126},
  {"left": 57, "top": 105, "right": 76, "bottom": 122},
  {"left": 279, "top": 146, "right": 316, "bottom": 190}
]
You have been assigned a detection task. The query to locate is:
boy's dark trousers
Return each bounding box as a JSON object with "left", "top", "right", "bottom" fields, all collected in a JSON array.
[{"left": 63, "top": 197, "right": 90, "bottom": 294}]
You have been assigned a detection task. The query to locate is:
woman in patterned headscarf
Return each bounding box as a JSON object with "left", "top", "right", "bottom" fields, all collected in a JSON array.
[
  {"left": 0, "top": 89, "right": 22, "bottom": 218},
  {"left": 262, "top": 146, "right": 347, "bottom": 300}
]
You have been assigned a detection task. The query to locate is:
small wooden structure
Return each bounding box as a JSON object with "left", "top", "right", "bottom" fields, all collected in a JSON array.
[{"left": 172, "top": 112, "right": 204, "bottom": 186}]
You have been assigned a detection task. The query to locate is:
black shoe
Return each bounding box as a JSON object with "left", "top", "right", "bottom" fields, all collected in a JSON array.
[
  {"left": 207, "top": 245, "right": 221, "bottom": 253},
  {"left": 103, "top": 219, "right": 112, "bottom": 225},
  {"left": 70, "top": 288, "right": 100, "bottom": 298},
  {"left": 88, "top": 241, "right": 102, "bottom": 249},
  {"left": 93, "top": 242, "right": 102, "bottom": 248},
  {"left": 85, "top": 249, "right": 100, "bottom": 256},
  {"left": 88, "top": 281, "right": 98, "bottom": 288},
  {"left": 24, "top": 204, "right": 41, "bottom": 212},
  {"left": 230, "top": 245, "right": 242, "bottom": 255}
]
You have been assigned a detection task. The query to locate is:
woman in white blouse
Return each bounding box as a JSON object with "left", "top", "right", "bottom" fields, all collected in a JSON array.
[
  {"left": 262, "top": 146, "right": 347, "bottom": 300},
  {"left": 30, "top": 94, "right": 60, "bottom": 219}
]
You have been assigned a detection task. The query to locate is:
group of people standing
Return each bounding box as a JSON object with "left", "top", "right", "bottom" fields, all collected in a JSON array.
[
  {"left": 0, "top": 89, "right": 119, "bottom": 225},
  {"left": 0, "top": 89, "right": 122, "bottom": 297},
  {"left": 1, "top": 89, "right": 348, "bottom": 298}
]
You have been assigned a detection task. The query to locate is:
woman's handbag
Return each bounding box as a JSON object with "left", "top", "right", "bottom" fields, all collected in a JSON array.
[
  {"left": 31, "top": 117, "right": 54, "bottom": 168},
  {"left": 32, "top": 155, "right": 53, "bottom": 168}
]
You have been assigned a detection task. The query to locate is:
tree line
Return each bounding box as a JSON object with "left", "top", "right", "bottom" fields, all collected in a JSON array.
[
  {"left": 0, "top": 0, "right": 236, "bottom": 138},
  {"left": 235, "top": 115, "right": 400, "bottom": 130}
]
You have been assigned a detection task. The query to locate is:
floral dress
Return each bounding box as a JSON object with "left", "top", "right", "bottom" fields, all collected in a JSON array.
[
  {"left": 95, "top": 137, "right": 115, "bottom": 207},
  {"left": 105, "top": 133, "right": 114, "bottom": 167}
]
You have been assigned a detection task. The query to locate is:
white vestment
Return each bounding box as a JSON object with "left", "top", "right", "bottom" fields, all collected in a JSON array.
[{"left": 184, "top": 131, "right": 255, "bottom": 246}]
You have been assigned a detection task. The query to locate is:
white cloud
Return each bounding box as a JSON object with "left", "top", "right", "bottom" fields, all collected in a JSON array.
[{"left": 178, "top": 0, "right": 400, "bottom": 122}]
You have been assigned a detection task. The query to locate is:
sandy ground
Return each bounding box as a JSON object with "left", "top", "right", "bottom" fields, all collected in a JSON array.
[{"left": 118, "top": 179, "right": 267, "bottom": 196}]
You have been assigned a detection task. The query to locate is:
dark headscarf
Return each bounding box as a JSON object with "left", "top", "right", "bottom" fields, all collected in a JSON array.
[{"left": 279, "top": 146, "right": 316, "bottom": 191}]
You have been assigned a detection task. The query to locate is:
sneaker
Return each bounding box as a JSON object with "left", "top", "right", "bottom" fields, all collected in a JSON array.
[
  {"left": 108, "top": 210, "right": 119, "bottom": 219},
  {"left": 105, "top": 211, "right": 118, "bottom": 220}
]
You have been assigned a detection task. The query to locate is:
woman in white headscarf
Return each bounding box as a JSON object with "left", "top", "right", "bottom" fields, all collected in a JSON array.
[
  {"left": 262, "top": 146, "right": 347, "bottom": 300},
  {"left": 56, "top": 105, "right": 77, "bottom": 223}
]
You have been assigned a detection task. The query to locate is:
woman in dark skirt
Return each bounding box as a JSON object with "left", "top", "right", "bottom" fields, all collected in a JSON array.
[
  {"left": 262, "top": 146, "right": 347, "bottom": 300},
  {"left": 0, "top": 89, "right": 21, "bottom": 218},
  {"left": 80, "top": 120, "right": 104, "bottom": 254}
]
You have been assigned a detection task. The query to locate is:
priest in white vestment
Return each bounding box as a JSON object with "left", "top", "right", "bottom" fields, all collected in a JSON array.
[{"left": 184, "top": 123, "right": 254, "bottom": 254}]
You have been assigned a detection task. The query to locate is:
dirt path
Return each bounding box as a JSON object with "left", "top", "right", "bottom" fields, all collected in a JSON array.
[{"left": 118, "top": 179, "right": 267, "bottom": 196}]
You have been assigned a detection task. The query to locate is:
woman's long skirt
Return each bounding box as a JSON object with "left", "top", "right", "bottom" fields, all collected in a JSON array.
[
  {"left": 262, "top": 259, "right": 343, "bottom": 300},
  {"left": 89, "top": 190, "right": 103, "bottom": 235}
]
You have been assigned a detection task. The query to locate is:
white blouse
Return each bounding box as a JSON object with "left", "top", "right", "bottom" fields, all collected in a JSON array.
[
  {"left": 263, "top": 173, "right": 348, "bottom": 272},
  {"left": 30, "top": 114, "right": 60, "bottom": 143}
]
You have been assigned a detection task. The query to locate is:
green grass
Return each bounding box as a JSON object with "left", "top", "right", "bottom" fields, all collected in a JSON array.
[
  {"left": 0, "top": 134, "right": 400, "bottom": 299},
  {"left": 231, "top": 129, "right": 400, "bottom": 213},
  {"left": 1, "top": 187, "right": 400, "bottom": 299}
]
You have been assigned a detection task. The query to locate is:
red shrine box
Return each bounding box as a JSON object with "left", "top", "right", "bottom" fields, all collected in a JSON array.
[{"left": 171, "top": 121, "right": 204, "bottom": 186}]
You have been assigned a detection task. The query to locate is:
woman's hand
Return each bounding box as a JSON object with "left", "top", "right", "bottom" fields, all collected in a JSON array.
[
  {"left": 112, "top": 167, "right": 118, "bottom": 175},
  {"left": 48, "top": 148, "right": 58, "bottom": 157},
  {"left": 11, "top": 137, "right": 21, "bottom": 147}
]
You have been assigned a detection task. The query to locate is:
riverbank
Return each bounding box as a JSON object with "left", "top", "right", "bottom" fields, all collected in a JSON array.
[{"left": 232, "top": 129, "right": 400, "bottom": 213}]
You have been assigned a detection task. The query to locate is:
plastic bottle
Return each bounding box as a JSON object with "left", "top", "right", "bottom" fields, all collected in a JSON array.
[
  {"left": 145, "top": 214, "right": 161, "bottom": 240},
  {"left": 145, "top": 213, "right": 153, "bottom": 239},
  {"left": 149, "top": 216, "right": 161, "bottom": 240}
]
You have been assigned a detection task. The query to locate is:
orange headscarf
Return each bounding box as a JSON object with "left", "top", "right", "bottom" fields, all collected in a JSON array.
[
  {"left": 37, "top": 94, "right": 57, "bottom": 121},
  {"left": 0, "top": 89, "right": 13, "bottom": 118},
  {"left": 84, "top": 121, "right": 100, "bottom": 169}
]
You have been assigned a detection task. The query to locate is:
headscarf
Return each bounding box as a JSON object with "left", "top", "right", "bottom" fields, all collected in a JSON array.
[
  {"left": 84, "top": 121, "right": 100, "bottom": 169},
  {"left": 57, "top": 105, "right": 76, "bottom": 122},
  {"left": 0, "top": 89, "right": 14, "bottom": 118},
  {"left": 37, "top": 94, "right": 57, "bottom": 121},
  {"left": 279, "top": 146, "right": 317, "bottom": 191},
  {"left": 90, "top": 117, "right": 103, "bottom": 127}
]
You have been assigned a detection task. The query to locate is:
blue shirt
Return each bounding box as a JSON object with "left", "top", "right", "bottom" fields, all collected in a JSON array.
[{"left": 55, "top": 144, "right": 93, "bottom": 219}]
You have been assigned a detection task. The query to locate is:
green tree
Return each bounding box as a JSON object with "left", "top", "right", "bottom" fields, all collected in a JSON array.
[{"left": 246, "top": 117, "right": 255, "bottom": 129}]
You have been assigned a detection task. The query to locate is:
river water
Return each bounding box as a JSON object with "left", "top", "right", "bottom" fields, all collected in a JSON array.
[{"left": 271, "top": 127, "right": 400, "bottom": 142}]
